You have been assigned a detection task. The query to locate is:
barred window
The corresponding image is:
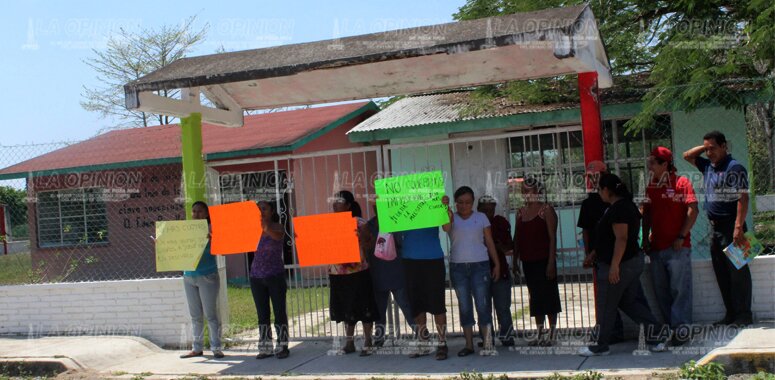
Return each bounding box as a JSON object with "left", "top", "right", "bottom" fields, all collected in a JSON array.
[
  {"left": 36, "top": 188, "right": 109, "bottom": 247},
  {"left": 603, "top": 115, "right": 673, "bottom": 196},
  {"left": 507, "top": 129, "right": 587, "bottom": 208}
]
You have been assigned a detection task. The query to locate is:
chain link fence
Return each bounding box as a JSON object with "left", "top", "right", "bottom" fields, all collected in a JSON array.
[
  {"left": 0, "top": 78, "right": 773, "bottom": 344},
  {"left": 0, "top": 143, "right": 187, "bottom": 284}
]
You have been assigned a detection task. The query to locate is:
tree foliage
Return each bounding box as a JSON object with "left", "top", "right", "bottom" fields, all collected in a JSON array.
[
  {"left": 454, "top": 0, "right": 775, "bottom": 189},
  {"left": 80, "top": 16, "right": 207, "bottom": 130},
  {"left": 452, "top": 0, "right": 775, "bottom": 129},
  {"left": 0, "top": 186, "right": 27, "bottom": 230}
]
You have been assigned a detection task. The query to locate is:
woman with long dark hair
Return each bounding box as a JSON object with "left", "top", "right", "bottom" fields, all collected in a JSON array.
[
  {"left": 579, "top": 173, "right": 667, "bottom": 356},
  {"left": 250, "top": 200, "right": 290, "bottom": 359},
  {"left": 180, "top": 201, "right": 224, "bottom": 359},
  {"left": 328, "top": 190, "right": 379, "bottom": 356}
]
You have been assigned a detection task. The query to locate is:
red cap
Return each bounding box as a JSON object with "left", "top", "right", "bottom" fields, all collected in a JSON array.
[
  {"left": 585, "top": 160, "right": 607, "bottom": 174},
  {"left": 650, "top": 146, "right": 673, "bottom": 163}
]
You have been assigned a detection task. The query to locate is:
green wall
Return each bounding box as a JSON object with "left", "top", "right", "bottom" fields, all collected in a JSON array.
[
  {"left": 671, "top": 106, "right": 752, "bottom": 259},
  {"left": 384, "top": 104, "right": 751, "bottom": 262}
]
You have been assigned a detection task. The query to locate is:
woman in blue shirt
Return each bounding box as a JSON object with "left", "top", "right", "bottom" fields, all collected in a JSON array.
[{"left": 180, "top": 201, "right": 224, "bottom": 359}]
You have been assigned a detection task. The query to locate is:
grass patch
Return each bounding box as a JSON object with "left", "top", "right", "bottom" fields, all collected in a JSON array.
[
  {"left": 0, "top": 252, "right": 31, "bottom": 285},
  {"left": 512, "top": 306, "right": 530, "bottom": 321}
]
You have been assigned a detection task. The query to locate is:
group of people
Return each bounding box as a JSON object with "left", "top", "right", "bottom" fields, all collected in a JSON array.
[
  {"left": 577, "top": 130, "right": 751, "bottom": 356},
  {"left": 178, "top": 130, "right": 752, "bottom": 361}
]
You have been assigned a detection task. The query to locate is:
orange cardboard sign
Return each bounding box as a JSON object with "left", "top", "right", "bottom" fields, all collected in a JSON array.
[
  {"left": 209, "top": 201, "right": 262, "bottom": 255},
  {"left": 293, "top": 212, "right": 361, "bottom": 267}
]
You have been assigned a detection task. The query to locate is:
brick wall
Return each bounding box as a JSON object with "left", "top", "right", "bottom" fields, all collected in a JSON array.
[{"left": 0, "top": 278, "right": 190, "bottom": 348}]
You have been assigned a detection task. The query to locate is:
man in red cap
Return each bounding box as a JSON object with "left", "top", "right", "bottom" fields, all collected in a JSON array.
[{"left": 643, "top": 146, "right": 699, "bottom": 345}]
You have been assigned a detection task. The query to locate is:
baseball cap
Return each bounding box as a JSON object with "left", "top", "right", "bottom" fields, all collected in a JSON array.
[
  {"left": 585, "top": 160, "right": 607, "bottom": 174},
  {"left": 650, "top": 146, "right": 673, "bottom": 163}
]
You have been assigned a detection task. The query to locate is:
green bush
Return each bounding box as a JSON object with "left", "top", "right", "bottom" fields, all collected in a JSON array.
[{"left": 679, "top": 360, "right": 726, "bottom": 380}]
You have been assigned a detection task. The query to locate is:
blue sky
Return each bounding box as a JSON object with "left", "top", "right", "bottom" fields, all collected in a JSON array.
[{"left": 0, "top": 0, "right": 462, "bottom": 145}]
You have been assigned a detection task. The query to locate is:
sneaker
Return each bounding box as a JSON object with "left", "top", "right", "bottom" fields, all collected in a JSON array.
[
  {"left": 578, "top": 346, "right": 610, "bottom": 357},
  {"left": 212, "top": 350, "right": 225, "bottom": 359},
  {"left": 650, "top": 342, "right": 667, "bottom": 353}
]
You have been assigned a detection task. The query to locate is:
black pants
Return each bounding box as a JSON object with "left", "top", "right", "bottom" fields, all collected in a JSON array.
[
  {"left": 250, "top": 274, "right": 289, "bottom": 349},
  {"left": 595, "top": 255, "right": 666, "bottom": 349},
  {"left": 710, "top": 220, "right": 753, "bottom": 322}
]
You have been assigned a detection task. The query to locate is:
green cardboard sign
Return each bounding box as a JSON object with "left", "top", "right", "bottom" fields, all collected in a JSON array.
[
  {"left": 375, "top": 171, "right": 449, "bottom": 233},
  {"left": 155, "top": 220, "right": 209, "bottom": 272}
]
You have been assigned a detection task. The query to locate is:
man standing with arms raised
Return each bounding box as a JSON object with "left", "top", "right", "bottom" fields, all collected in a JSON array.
[{"left": 683, "top": 131, "right": 752, "bottom": 326}]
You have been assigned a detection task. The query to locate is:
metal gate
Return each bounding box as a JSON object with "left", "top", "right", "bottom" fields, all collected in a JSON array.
[
  {"left": 208, "top": 126, "right": 600, "bottom": 341},
  {"left": 207, "top": 146, "right": 383, "bottom": 340},
  {"left": 381, "top": 125, "right": 597, "bottom": 338}
]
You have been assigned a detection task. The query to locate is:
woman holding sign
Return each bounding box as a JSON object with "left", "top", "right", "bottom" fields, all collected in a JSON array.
[
  {"left": 180, "top": 201, "right": 224, "bottom": 359},
  {"left": 329, "top": 190, "right": 379, "bottom": 356},
  {"left": 250, "top": 200, "right": 290, "bottom": 359},
  {"left": 444, "top": 186, "right": 500, "bottom": 356}
]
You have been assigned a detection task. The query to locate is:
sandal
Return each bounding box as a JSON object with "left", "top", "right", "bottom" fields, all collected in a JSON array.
[
  {"left": 457, "top": 347, "right": 475, "bottom": 357},
  {"left": 179, "top": 351, "right": 203, "bottom": 359},
  {"left": 359, "top": 348, "right": 373, "bottom": 357},
  {"left": 539, "top": 339, "right": 554, "bottom": 347},
  {"left": 409, "top": 345, "right": 431, "bottom": 358},
  {"left": 256, "top": 352, "right": 274, "bottom": 359},
  {"left": 276, "top": 347, "right": 290, "bottom": 359},
  {"left": 342, "top": 344, "right": 356, "bottom": 354},
  {"left": 435, "top": 345, "right": 448, "bottom": 360}
]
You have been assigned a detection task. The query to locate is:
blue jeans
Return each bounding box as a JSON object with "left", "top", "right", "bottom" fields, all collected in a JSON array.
[
  {"left": 374, "top": 287, "right": 414, "bottom": 340},
  {"left": 183, "top": 272, "right": 222, "bottom": 352},
  {"left": 450, "top": 261, "right": 492, "bottom": 328},
  {"left": 491, "top": 274, "right": 515, "bottom": 342},
  {"left": 650, "top": 247, "right": 693, "bottom": 328}
]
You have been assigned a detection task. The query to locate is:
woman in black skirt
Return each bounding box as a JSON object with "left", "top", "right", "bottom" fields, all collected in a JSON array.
[
  {"left": 513, "top": 176, "right": 561, "bottom": 346},
  {"left": 328, "top": 190, "right": 379, "bottom": 356}
]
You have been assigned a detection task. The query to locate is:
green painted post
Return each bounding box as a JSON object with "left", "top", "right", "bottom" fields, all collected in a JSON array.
[{"left": 180, "top": 113, "right": 206, "bottom": 220}]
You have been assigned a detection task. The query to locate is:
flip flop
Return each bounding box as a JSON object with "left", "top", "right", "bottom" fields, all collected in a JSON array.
[{"left": 457, "top": 347, "right": 475, "bottom": 357}]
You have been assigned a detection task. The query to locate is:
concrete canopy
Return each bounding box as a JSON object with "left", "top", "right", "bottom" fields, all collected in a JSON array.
[{"left": 124, "top": 5, "right": 611, "bottom": 127}]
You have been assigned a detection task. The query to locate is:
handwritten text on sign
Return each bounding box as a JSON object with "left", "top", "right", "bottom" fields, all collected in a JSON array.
[
  {"left": 155, "top": 220, "right": 209, "bottom": 272},
  {"left": 374, "top": 171, "right": 448, "bottom": 233}
]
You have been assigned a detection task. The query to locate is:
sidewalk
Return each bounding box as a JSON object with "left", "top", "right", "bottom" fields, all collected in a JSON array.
[{"left": 1, "top": 324, "right": 772, "bottom": 379}]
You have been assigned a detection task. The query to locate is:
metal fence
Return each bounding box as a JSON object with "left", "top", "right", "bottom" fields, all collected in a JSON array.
[{"left": 0, "top": 79, "right": 773, "bottom": 342}]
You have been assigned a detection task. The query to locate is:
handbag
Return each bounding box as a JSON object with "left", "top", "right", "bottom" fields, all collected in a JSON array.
[{"left": 374, "top": 232, "right": 397, "bottom": 261}]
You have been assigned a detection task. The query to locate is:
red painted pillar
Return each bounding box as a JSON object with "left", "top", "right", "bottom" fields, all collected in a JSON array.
[
  {"left": 579, "top": 72, "right": 605, "bottom": 322},
  {"left": 0, "top": 205, "right": 7, "bottom": 255},
  {"left": 578, "top": 72, "right": 604, "bottom": 166}
]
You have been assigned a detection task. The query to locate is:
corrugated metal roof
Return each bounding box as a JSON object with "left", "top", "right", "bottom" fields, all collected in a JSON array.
[{"left": 347, "top": 92, "right": 579, "bottom": 134}]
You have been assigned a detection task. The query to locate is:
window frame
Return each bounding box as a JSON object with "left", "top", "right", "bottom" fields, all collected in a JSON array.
[{"left": 36, "top": 187, "right": 109, "bottom": 248}]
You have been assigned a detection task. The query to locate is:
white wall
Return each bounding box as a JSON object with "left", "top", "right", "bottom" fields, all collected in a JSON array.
[
  {"left": 690, "top": 255, "right": 775, "bottom": 323},
  {"left": 631, "top": 255, "right": 775, "bottom": 334},
  {"left": 1, "top": 257, "right": 772, "bottom": 348},
  {"left": 0, "top": 278, "right": 191, "bottom": 348}
]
